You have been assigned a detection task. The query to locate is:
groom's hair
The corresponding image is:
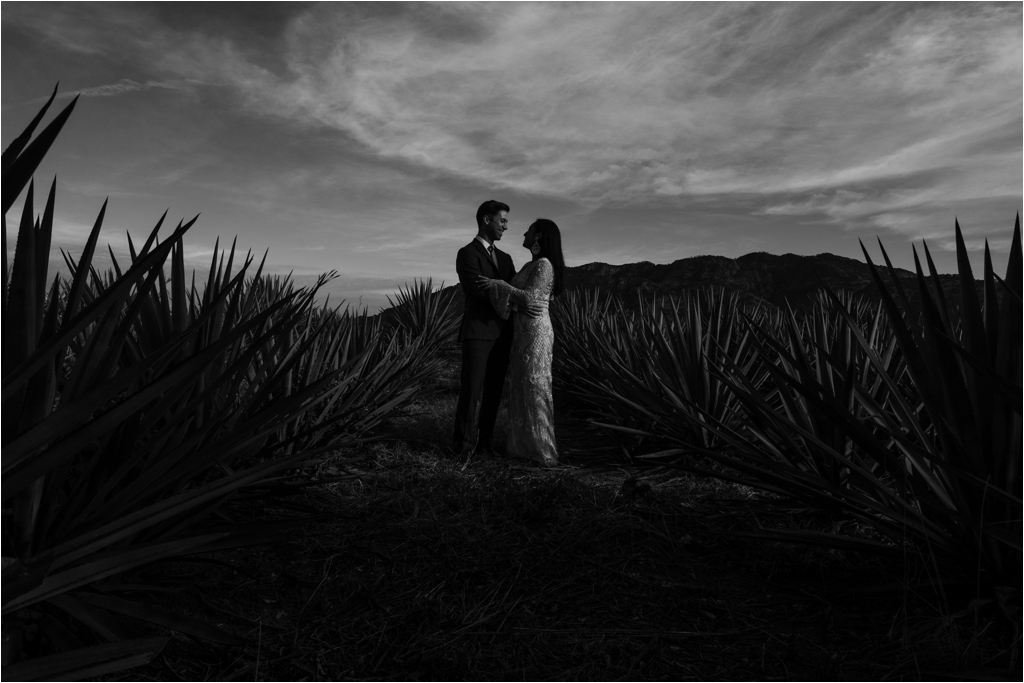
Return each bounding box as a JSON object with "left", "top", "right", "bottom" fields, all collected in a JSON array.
[
  {"left": 476, "top": 200, "right": 510, "bottom": 230},
  {"left": 531, "top": 218, "right": 565, "bottom": 297}
]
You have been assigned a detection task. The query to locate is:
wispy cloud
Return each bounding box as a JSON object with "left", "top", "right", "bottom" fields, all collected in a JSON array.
[
  {"left": 242, "top": 4, "right": 1020, "bottom": 216},
  {"left": 78, "top": 78, "right": 188, "bottom": 98},
  {"left": 939, "top": 237, "right": 1014, "bottom": 253},
  {"left": 7, "top": 79, "right": 193, "bottom": 109},
  {"left": 124, "top": 3, "right": 1016, "bottom": 242},
  {"left": 14, "top": 5, "right": 1020, "bottom": 196}
]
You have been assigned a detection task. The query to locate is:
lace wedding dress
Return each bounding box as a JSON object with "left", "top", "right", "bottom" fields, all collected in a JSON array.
[{"left": 491, "top": 258, "right": 558, "bottom": 466}]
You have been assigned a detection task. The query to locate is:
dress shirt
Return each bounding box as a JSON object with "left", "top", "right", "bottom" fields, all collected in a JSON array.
[
  {"left": 474, "top": 236, "right": 518, "bottom": 312},
  {"left": 474, "top": 236, "right": 498, "bottom": 268}
]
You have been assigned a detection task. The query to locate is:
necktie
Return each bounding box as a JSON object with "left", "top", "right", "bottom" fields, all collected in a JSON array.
[{"left": 487, "top": 245, "right": 498, "bottom": 269}]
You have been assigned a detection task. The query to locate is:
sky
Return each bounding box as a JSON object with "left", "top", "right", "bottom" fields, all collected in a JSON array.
[{"left": 3, "top": 2, "right": 1021, "bottom": 311}]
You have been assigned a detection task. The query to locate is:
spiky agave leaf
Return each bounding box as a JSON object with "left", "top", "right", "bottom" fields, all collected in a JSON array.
[
  {"left": 1, "top": 86, "right": 78, "bottom": 215},
  {"left": 0, "top": 637, "right": 168, "bottom": 682},
  {"left": 385, "top": 278, "right": 460, "bottom": 345}
]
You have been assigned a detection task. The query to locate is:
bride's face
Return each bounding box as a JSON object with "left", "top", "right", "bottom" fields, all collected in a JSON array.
[{"left": 522, "top": 224, "right": 538, "bottom": 249}]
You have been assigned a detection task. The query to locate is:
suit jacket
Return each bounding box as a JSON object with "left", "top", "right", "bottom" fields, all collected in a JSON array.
[{"left": 456, "top": 239, "right": 516, "bottom": 342}]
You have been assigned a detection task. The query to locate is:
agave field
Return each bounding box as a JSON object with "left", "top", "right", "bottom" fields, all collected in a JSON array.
[
  {"left": 552, "top": 227, "right": 1022, "bottom": 600},
  {"left": 1, "top": 90, "right": 461, "bottom": 679},
  {"left": 3, "top": 88, "right": 1021, "bottom": 679}
]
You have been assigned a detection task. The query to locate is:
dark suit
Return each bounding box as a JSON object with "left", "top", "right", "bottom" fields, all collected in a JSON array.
[{"left": 453, "top": 238, "right": 516, "bottom": 453}]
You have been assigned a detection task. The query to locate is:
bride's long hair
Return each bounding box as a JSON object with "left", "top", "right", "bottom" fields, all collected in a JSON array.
[{"left": 532, "top": 218, "right": 565, "bottom": 297}]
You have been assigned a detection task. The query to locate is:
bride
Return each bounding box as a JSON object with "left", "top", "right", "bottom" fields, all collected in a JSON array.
[{"left": 477, "top": 218, "right": 564, "bottom": 466}]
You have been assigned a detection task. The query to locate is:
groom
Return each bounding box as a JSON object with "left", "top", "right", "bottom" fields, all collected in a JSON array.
[{"left": 452, "top": 200, "right": 517, "bottom": 456}]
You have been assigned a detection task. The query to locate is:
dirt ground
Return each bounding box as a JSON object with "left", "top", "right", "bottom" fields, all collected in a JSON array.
[{"left": 118, "top": 372, "right": 1014, "bottom": 681}]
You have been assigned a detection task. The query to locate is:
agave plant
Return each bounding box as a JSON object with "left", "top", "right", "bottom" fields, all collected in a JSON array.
[
  {"left": 288, "top": 279, "right": 467, "bottom": 449},
  {"left": 671, "top": 291, "right": 906, "bottom": 499},
  {"left": 4, "top": 126, "right": 334, "bottom": 678},
  {"left": 707, "top": 226, "right": 1022, "bottom": 590},
  {"left": 574, "top": 218, "right": 1021, "bottom": 593},
  {"left": 1, "top": 88, "right": 444, "bottom": 678},
  {"left": 279, "top": 300, "right": 456, "bottom": 453},
  {"left": 850, "top": 222, "right": 1022, "bottom": 588},
  {"left": 384, "top": 278, "right": 460, "bottom": 346},
  {"left": 551, "top": 289, "right": 657, "bottom": 448},
  {"left": 552, "top": 288, "right": 768, "bottom": 452}
]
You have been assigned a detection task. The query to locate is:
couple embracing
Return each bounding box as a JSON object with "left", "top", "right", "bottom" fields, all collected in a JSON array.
[{"left": 452, "top": 200, "right": 565, "bottom": 467}]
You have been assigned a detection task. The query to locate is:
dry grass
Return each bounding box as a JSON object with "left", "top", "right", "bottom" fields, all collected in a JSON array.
[{"left": 112, "top": 347, "right": 1017, "bottom": 681}]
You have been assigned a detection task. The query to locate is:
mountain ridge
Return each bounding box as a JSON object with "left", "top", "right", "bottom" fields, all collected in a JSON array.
[{"left": 441, "top": 250, "right": 970, "bottom": 313}]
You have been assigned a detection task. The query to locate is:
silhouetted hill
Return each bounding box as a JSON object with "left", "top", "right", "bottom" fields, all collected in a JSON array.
[
  {"left": 441, "top": 251, "right": 975, "bottom": 314},
  {"left": 561, "top": 252, "right": 925, "bottom": 310}
]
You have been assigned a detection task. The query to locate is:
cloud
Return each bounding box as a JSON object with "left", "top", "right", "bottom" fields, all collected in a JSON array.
[
  {"left": 5, "top": 79, "right": 191, "bottom": 110},
  {"left": 244, "top": 3, "right": 1020, "bottom": 210},
  {"left": 938, "top": 237, "right": 1014, "bottom": 253},
  {"left": 2, "top": 1, "right": 1019, "bottom": 281},
  {"left": 12, "top": 4, "right": 1019, "bottom": 206},
  {"left": 77, "top": 78, "right": 187, "bottom": 98}
]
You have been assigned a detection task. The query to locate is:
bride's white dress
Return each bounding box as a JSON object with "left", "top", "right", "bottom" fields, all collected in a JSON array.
[{"left": 490, "top": 258, "right": 558, "bottom": 466}]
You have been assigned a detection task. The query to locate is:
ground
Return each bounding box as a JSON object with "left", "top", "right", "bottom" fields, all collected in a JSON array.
[{"left": 121, "top": 352, "right": 1014, "bottom": 681}]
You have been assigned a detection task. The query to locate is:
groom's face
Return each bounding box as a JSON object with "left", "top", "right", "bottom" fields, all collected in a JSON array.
[{"left": 483, "top": 210, "right": 508, "bottom": 242}]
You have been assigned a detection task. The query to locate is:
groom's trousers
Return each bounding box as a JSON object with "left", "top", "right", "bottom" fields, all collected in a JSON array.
[{"left": 453, "top": 334, "right": 512, "bottom": 454}]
